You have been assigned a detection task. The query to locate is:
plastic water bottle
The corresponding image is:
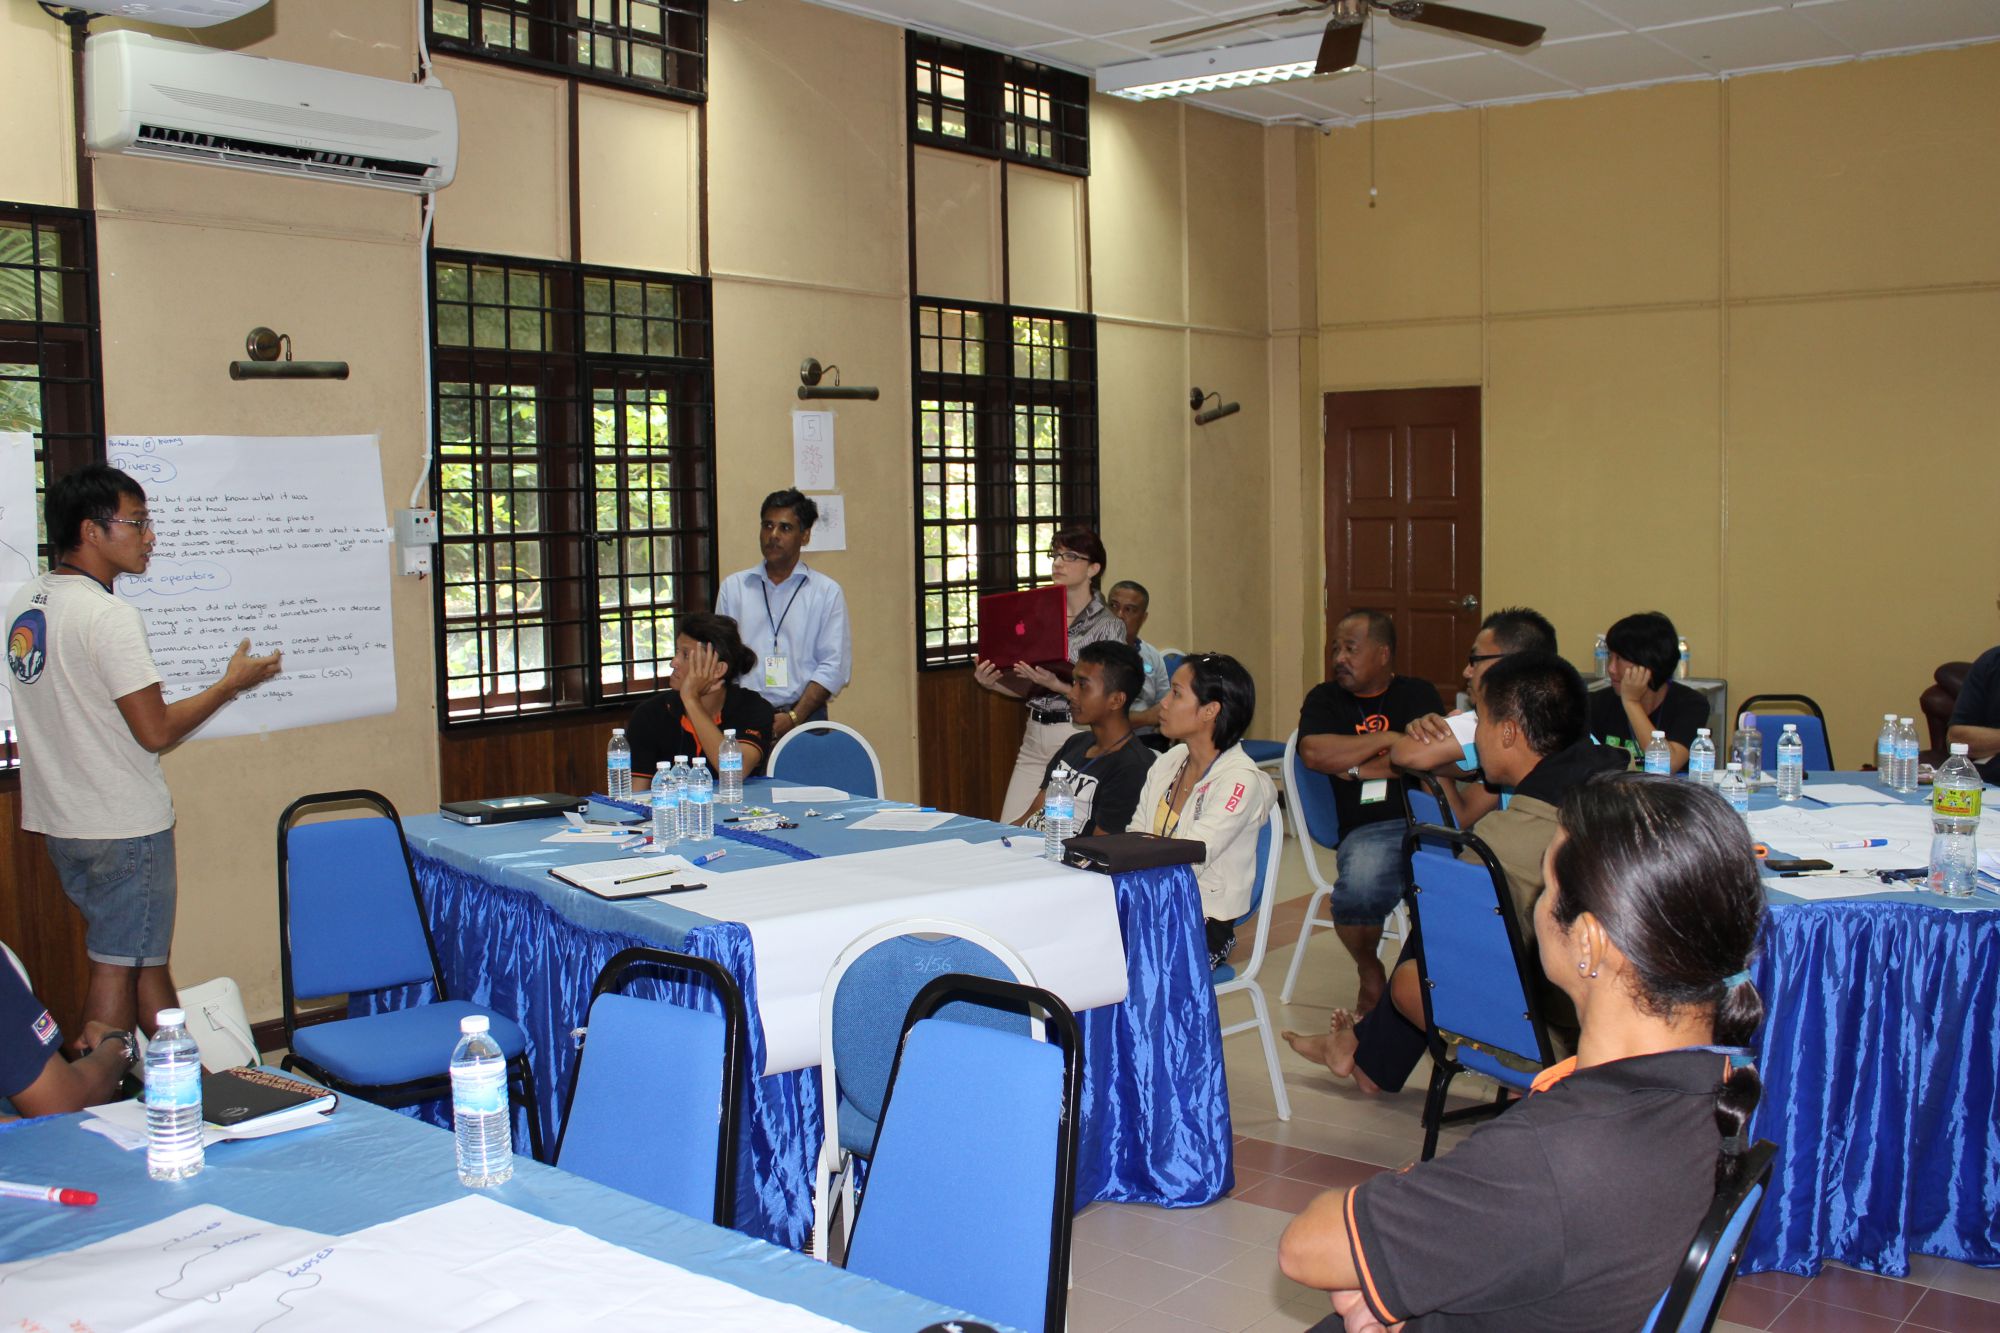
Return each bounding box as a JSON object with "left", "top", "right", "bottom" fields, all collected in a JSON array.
[
  {"left": 1042, "top": 768, "right": 1077, "bottom": 861},
  {"left": 1688, "top": 728, "right": 1716, "bottom": 787},
  {"left": 1593, "top": 633, "right": 1609, "bottom": 679},
  {"left": 1776, "top": 724, "right": 1805, "bottom": 802},
  {"left": 1720, "top": 762, "right": 1749, "bottom": 816},
  {"left": 686, "top": 758, "right": 714, "bottom": 841},
  {"left": 717, "top": 728, "right": 744, "bottom": 804},
  {"left": 1644, "top": 730, "right": 1671, "bottom": 775},
  {"left": 145, "top": 1007, "right": 204, "bottom": 1181},
  {"left": 606, "top": 727, "right": 632, "bottom": 801},
  {"left": 1894, "top": 717, "right": 1920, "bottom": 793},
  {"left": 1732, "top": 715, "right": 1763, "bottom": 792},
  {"left": 664, "top": 756, "right": 688, "bottom": 840},
  {"left": 1877, "top": 714, "right": 1898, "bottom": 786},
  {"left": 1928, "top": 743, "right": 1981, "bottom": 898},
  {"left": 1676, "top": 638, "right": 1690, "bottom": 681},
  {"left": 671, "top": 757, "right": 691, "bottom": 838},
  {"left": 451, "top": 1014, "right": 513, "bottom": 1187}
]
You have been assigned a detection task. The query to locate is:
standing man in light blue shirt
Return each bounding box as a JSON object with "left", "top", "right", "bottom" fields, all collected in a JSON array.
[{"left": 715, "top": 489, "right": 851, "bottom": 741}]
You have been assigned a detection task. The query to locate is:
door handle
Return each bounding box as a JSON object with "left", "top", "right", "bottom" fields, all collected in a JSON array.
[{"left": 1460, "top": 594, "right": 1479, "bottom": 610}]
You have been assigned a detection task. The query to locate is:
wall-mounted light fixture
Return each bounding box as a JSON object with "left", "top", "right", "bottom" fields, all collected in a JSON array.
[
  {"left": 229, "top": 327, "right": 349, "bottom": 380},
  {"left": 798, "top": 357, "right": 879, "bottom": 401},
  {"left": 1190, "top": 386, "right": 1240, "bottom": 426}
]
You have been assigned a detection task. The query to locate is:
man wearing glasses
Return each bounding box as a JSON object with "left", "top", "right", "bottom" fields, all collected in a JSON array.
[
  {"left": 1389, "top": 606, "right": 1559, "bottom": 826},
  {"left": 5, "top": 465, "right": 280, "bottom": 1044}
]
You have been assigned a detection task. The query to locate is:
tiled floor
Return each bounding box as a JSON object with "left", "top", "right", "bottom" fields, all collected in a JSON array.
[{"left": 1064, "top": 834, "right": 2000, "bottom": 1333}]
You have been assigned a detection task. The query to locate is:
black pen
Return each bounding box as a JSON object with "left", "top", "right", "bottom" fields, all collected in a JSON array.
[{"left": 651, "top": 882, "right": 707, "bottom": 895}]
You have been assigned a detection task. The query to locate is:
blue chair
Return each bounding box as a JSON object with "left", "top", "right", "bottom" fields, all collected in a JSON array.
[
  {"left": 1643, "top": 1140, "right": 1779, "bottom": 1332},
  {"left": 1404, "top": 770, "right": 1458, "bottom": 832},
  {"left": 1278, "top": 729, "right": 1410, "bottom": 1005},
  {"left": 813, "top": 918, "right": 1035, "bottom": 1259},
  {"left": 1213, "top": 808, "right": 1290, "bottom": 1120},
  {"left": 1739, "top": 694, "right": 1833, "bottom": 771},
  {"left": 766, "top": 721, "right": 885, "bottom": 799},
  {"left": 1160, "top": 649, "right": 1186, "bottom": 680},
  {"left": 554, "top": 947, "right": 745, "bottom": 1226},
  {"left": 844, "top": 973, "right": 1082, "bottom": 1333},
  {"left": 277, "top": 791, "right": 544, "bottom": 1159},
  {"left": 1406, "top": 828, "right": 1557, "bottom": 1161}
]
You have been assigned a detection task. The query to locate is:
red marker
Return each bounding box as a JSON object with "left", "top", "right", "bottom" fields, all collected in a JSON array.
[{"left": 0, "top": 1180, "right": 97, "bottom": 1206}]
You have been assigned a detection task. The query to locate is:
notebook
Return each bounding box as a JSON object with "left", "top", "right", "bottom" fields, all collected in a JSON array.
[
  {"left": 202, "top": 1066, "right": 337, "bottom": 1131},
  {"left": 977, "top": 585, "right": 1069, "bottom": 671},
  {"left": 546, "top": 855, "right": 699, "bottom": 898}
]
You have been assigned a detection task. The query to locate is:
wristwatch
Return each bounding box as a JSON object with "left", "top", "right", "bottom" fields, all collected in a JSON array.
[
  {"left": 1346, "top": 766, "right": 1362, "bottom": 780},
  {"left": 99, "top": 1029, "right": 136, "bottom": 1062}
]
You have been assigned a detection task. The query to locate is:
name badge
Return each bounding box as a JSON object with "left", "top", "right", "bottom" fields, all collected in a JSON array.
[
  {"left": 1359, "top": 779, "right": 1390, "bottom": 805},
  {"left": 763, "top": 655, "right": 791, "bottom": 690}
]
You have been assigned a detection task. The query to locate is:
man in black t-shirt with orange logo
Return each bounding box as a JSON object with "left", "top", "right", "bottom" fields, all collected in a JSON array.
[{"left": 1297, "top": 611, "right": 1442, "bottom": 1012}]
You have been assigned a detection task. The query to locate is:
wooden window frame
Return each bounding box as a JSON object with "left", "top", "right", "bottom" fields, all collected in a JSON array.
[
  {"left": 427, "top": 0, "right": 708, "bottom": 102},
  {"left": 907, "top": 33, "right": 1089, "bottom": 176}
]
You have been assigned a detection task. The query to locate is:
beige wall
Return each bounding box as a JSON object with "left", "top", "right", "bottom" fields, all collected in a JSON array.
[{"left": 1309, "top": 43, "right": 2000, "bottom": 764}]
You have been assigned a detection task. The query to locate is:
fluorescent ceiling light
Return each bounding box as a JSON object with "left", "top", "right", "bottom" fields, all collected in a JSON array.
[{"left": 1095, "top": 34, "right": 1351, "bottom": 101}]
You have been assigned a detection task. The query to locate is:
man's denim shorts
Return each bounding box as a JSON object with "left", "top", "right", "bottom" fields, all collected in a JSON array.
[{"left": 46, "top": 826, "right": 178, "bottom": 967}]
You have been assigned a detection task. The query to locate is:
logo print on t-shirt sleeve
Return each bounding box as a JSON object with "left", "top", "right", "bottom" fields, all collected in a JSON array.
[{"left": 7, "top": 608, "right": 46, "bottom": 685}]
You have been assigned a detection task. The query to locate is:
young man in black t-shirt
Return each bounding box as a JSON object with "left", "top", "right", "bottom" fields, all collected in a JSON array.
[
  {"left": 1012, "top": 640, "right": 1152, "bottom": 836},
  {"left": 1586, "top": 611, "right": 1708, "bottom": 770},
  {"left": 1297, "top": 611, "right": 1443, "bottom": 1011}
]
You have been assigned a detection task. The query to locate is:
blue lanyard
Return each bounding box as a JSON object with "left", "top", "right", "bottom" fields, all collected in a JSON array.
[{"left": 760, "top": 573, "right": 807, "bottom": 640}]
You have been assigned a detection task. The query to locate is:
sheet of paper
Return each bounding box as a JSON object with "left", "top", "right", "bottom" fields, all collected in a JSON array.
[
  {"left": 807, "top": 493, "right": 845, "bottom": 552},
  {"left": 0, "top": 431, "right": 37, "bottom": 731},
  {"left": 85, "top": 1096, "right": 333, "bottom": 1145},
  {"left": 1981, "top": 849, "right": 2000, "bottom": 879},
  {"left": 846, "top": 808, "right": 956, "bottom": 832},
  {"left": 107, "top": 435, "right": 396, "bottom": 739},
  {"left": 1772, "top": 876, "right": 1920, "bottom": 902},
  {"left": 770, "top": 785, "right": 852, "bottom": 803},
  {"left": 0, "top": 1204, "right": 333, "bottom": 1330},
  {"left": 541, "top": 829, "right": 642, "bottom": 844},
  {"left": 1799, "top": 783, "right": 1906, "bottom": 806},
  {"left": 1446, "top": 710, "right": 1479, "bottom": 746},
  {"left": 791, "top": 410, "right": 835, "bottom": 491},
  {"left": 1747, "top": 806, "right": 1930, "bottom": 871}
]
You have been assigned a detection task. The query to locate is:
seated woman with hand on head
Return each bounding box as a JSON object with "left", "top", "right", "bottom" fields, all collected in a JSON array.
[
  {"left": 1279, "top": 775, "right": 1766, "bottom": 1333},
  {"left": 1127, "top": 653, "right": 1275, "bottom": 972},
  {"left": 627, "top": 612, "right": 775, "bottom": 787}
]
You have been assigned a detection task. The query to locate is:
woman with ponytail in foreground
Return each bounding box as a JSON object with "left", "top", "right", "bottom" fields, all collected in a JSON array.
[{"left": 1278, "top": 774, "right": 1766, "bottom": 1333}]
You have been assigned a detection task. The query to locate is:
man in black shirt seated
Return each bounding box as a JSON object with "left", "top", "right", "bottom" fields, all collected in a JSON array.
[
  {"left": 1587, "top": 610, "right": 1708, "bottom": 771},
  {"left": 1948, "top": 601, "right": 2000, "bottom": 784},
  {"left": 1, "top": 949, "right": 132, "bottom": 1118},
  {"left": 1010, "top": 640, "right": 1153, "bottom": 837},
  {"left": 1297, "top": 611, "right": 1443, "bottom": 1013}
]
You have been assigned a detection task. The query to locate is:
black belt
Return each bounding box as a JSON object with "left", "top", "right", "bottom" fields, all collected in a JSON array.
[{"left": 1028, "top": 703, "right": 1071, "bottom": 725}]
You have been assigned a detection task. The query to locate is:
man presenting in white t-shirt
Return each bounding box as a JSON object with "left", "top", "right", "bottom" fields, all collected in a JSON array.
[{"left": 4, "top": 465, "right": 281, "bottom": 1041}]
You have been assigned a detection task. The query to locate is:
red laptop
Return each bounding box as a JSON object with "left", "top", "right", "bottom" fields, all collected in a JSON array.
[{"left": 977, "top": 585, "right": 1069, "bottom": 672}]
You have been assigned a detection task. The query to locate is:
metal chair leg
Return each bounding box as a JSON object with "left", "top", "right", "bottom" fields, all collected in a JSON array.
[
  {"left": 1244, "top": 981, "right": 1292, "bottom": 1121},
  {"left": 1279, "top": 885, "right": 1334, "bottom": 1004}
]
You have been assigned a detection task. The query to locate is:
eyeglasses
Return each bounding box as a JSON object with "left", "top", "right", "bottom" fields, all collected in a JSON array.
[
  {"left": 1047, "top": 549, "right": 1089, "bottom": 564},
  {"left": 103, "top": 517, "right": 154, "bottom": 534},
  {"left": 1466, "top": 651, "right": 1507, "bottom": 668}
]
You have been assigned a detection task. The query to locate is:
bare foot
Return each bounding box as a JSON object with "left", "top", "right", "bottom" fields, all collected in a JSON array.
[{"left": 1282, "top": 1009, "right": 1358, "bottom": 1068}]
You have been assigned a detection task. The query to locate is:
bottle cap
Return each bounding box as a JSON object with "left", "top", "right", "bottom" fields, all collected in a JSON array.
[
  {"left": 156, "top": 1007, "right": 185, "bottom": 1027},
  {"left": 612, "top": 727, "right": 625, "bottom": 735},
  {"left": 1697, "top": 727, "right": 1711, "bottom": 736},
  {"left": 1885, "top": 713, "right": 1897, "bottom": 721},
  {"left": 657, "top": 761, "right": 669, "bottom": 770},
  {"left": 1726, "top": 762, "right": 1742, "bottom": 771},
  {"left": 1951, "top": 742, "right": 1970, "bottom": 755},
  {"left": 1900, "top": 717, "right": 1914, "bottom": 724},
  {"left": 1650, "top": 730, "right": 1664, "bottom": 740},
  {"left": 460, "top": 1014, "right": 490, "bottom": 1034},
  {"left": 724, "top": 728, "right": 736, "bottom": 738},
  {"left": 1783, "top": 723, "right": 1797, "bottom": 732}
]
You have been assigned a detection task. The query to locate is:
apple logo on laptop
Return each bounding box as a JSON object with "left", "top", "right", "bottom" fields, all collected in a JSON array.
[{"left": 1015, "top": 621, "right": 1026, "bottom": 636}]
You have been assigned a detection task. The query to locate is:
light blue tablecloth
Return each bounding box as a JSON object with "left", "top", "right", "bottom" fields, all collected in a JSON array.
[
  {"left": 0, "top": 1098, "right": 980, "bottom": 1331},
  {"left": 358, "top": 779, "right": 1233, "bottom": 1248},
  {"left": 1742, "top": 774, "right": 1999, "bottom": 1276}
]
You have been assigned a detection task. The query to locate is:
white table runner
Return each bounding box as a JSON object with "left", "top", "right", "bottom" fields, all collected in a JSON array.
[{"left": 668, "top": 840, "right": 1129, "bottom": 1074}]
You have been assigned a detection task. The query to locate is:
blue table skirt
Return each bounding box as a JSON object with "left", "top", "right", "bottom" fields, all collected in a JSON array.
[
  {"left": 358, "top": 848, "right": 1233, "bottom": 1248},
  {"left": 0, "top": 1102, "right": 976, "bottom": 1331},
  {"left": 1744, "top": 897, "right": 2000, "bottom": 1275}
]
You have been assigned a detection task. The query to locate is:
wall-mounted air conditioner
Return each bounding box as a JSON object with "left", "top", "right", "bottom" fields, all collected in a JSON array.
[{"left": 85, "top": 31, "right": 457, "bottom": 194}]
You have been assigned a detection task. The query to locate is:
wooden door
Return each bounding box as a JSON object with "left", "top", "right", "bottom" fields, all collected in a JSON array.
[{"left": 1323, "top": 387, "right": 1482, "bottom": 704}]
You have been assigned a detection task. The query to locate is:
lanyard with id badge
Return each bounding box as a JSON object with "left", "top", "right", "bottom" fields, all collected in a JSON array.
[{"left": 761, "top": 575, "right": 806, "bottom": 694}]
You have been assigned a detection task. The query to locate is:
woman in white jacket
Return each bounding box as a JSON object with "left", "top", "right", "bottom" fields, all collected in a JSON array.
[{"left": 1128, "top": 652, "right": 1276, "bottom": 970}]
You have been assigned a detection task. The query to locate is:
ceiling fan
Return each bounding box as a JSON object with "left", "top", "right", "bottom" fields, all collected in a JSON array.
[{"left": 1152, "top": 0, "right": 1546, "bottom": 77}]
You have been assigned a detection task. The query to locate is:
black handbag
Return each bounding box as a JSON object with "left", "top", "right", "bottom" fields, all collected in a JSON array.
[{"left": 1060, "top": 832, "right": 1205, "bottom": 875}]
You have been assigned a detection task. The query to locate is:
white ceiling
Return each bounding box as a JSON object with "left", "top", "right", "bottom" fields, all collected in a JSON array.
[{"left": 797, "top": 0, "right": 2000, "bottom": 125}]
